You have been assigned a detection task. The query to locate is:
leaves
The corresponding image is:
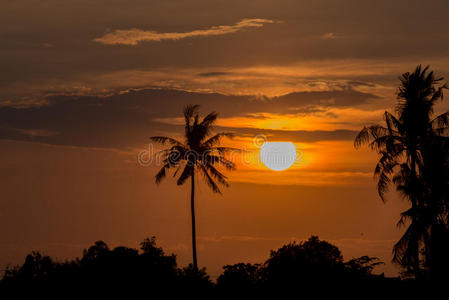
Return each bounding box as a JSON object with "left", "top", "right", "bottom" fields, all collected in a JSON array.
[
  {"left": 150, "top": 136, "right": 184, "bottom": 146},
  {"left": 151, "top": 105, "right": 237, "bottom": 193},
  {"left": 355, "top": 65, "right": 449, "bottom": 275},
  {"left": 203, "top": 132, "right": 234, "bottom": 148},
  {"left": 155, "top": 164, "right": 168, "bottom": 184},
  {"left": 177, "top": 165, "right": 193, "bottom": 186},
  {"left": 183, "top": 104, "right": 200, "bottom": 140},
  {"left": 200, "top": 165, "right": 221, "bottom": 194}
]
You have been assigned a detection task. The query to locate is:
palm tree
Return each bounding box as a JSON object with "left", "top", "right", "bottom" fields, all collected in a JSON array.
[
  {"left": 354, "top": 65, "right": 448, "bottom": 279},
  {"left": 150, "top": 105, "right": 236, "bottom": 270}
]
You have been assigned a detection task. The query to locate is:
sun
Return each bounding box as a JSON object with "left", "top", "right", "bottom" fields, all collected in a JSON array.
[{"left": 260, "top": 142, "right": 297, "bottom": 171}]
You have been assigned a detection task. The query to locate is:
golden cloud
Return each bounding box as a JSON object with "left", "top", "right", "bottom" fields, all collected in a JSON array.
[{"left": 94, "top": 18, "right": 275, "bottom": 45}]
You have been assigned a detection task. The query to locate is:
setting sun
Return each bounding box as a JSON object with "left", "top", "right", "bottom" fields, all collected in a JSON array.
[{"left": 260, "top": 142, "right": 297, "bottom": 171}]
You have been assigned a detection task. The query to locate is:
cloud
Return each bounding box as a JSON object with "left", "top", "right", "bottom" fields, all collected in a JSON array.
[
  {"left": 274, "top": 89, "right": 380, "bottom": 107},
  {"left": 93, "top": 18, "right": 275, "bottom": 46},
  {"left": 0, "top": 57, "right": 426, "bottom": 102},
  {"left": 197, "top": 71, "right": 233, "bottom": 77},
  {"left": 0, "top": 98, "right": 48, "bottom": 109},
  {"left": 321, "top": 32, "right": 341, "bottom": 40},
  {"left": 0, "top": 88, "right": 376, "bottom": 149},
  {"left": 220, "top": 127, "right": 358, "bottom": 143}
]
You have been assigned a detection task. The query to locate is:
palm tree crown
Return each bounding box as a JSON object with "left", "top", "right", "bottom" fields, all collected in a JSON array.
[
  {"left": 151, "top": 104, "right": 236, "bottom": 193},
  {"left": 355, "top": 65, "right": 448, "bottom": 201}
]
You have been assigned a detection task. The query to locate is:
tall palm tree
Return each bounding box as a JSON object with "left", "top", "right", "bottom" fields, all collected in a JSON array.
[
  {"left": 354, "top": 65, "right": 448, "bottom": 279},
  {"left": 150, "top": 105, "right": 236, "bottom": 270}
]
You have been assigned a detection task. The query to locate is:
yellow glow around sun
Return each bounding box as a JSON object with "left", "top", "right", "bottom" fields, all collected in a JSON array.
[{"left": 260, "top": 142, "right": 297, "bottom": 171}]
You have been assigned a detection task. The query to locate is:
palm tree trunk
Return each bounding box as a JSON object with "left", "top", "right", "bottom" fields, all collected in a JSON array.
[
  {"left": 191, "top": 170, "right": 198, "bottom": 270},
  {"left": 410, "top": 154, "right": 421, "bottom": 280}
]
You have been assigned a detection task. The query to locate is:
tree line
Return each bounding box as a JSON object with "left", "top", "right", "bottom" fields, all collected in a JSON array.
[{"left": 0, "top": 236, "right": 420, "bottom": 295}]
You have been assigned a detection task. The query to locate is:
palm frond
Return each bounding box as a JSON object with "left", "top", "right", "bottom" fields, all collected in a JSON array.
[
  {"left": 204, "top": 155, "right": 236, "bottom": 170},
  {"left": 155, "top": 164, "right": 169, "bottom": 184},
  {"left": 354, "top": 126, "right": 370, "bottom": 149},
  {"left": 384, "top": 111, "right": 402, "bottom": 134},
  {"left": 155, "top": 146, "right": 185, "bottom": 166},
  {"left": 173, "top": 165, "right": 181, "bottom": 177},
  {"left": 376, "top": 171, "right": 391, "bottom": 202},
  {"left": 393, "top": 222, "right": 421, "bottom": 268},
  {"left": 184, "top": 104, "right": 200, "bottom": 139},
  {"left": 193, "top": 112, "right": 217, "bottom": 142},
  {"left": 202, "top": 132, "right": 234, "bottom": 148},
  {"left": 184, "top": 104, "right": 200, "bottom": 121},
  {"left": 203, "top": 163, "right": 229, "bottom": 187},
  {"left": 368, "top": 134, "right": 403, "bottom": 153},
  {"left": 354, "top": 124, "right": 390, "bottom": 149},
  {"left": 200, "top": 111, "right": 218, "bottom": 128},
  {"left": 199, "top": 165, "right": 221, "bottom": 194},
  {"left": 150, "top": 136, "right": 184, "bottom": 146},
  {"left": 177, "top": 164, "right": 193, "bottom": 186},
  {"left": 211, "top": 147, "right": 241, "bottom": 154}
]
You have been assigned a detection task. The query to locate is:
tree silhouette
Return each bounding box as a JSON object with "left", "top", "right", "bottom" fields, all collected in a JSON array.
[
  {"left": 355, "top": 65, "right": 449, "bottom": 279},
  {"left": 216, "top": 236, "right": 385, "bottom": 293},
  {"left": 150, "top": 104, "right": 236, "bottom": 270},
  {"left": 217, "top": 263, "right": 264, "bottom": 291},
  {"left": 3, "top": 235, "right": 423, "bottom": 295},
  {"left": 264, "top": 236, "right": 344, "bottom": 286}
]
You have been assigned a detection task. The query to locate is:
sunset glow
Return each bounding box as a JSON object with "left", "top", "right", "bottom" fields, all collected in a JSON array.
[{"left": 2, "top": 1, "right": 449, "bottom": 286}]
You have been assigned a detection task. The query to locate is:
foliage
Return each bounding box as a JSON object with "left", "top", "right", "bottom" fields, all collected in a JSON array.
[
  {"left": 355, "top": 65, "right": 449, "bottom": 279},
  {"left": 150, "top": 104, "right": 236, "bottom": 194},
  {"left": 1, "top": 235, "right": 429, "bottom": 295}
]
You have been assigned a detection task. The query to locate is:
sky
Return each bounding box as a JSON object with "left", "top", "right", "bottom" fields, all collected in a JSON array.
[{"left": 2, "top": 0, "right": 449, "bottom": 277}]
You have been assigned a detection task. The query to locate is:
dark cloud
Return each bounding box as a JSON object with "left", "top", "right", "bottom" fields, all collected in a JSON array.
[
  {"left": 220, "top": 127, "right": 357, "bottom": 143},
  {"left": 197, "top": 72, "right": 233, "bottom": 77},
  {"left": 0, "top": 88, "right": 368, "bottom": 149},
  {"left": 2, "top": 0, "right": 449, "bottom": 101},
  {"left": 274, "top": 89, "right": 380, "bottom": 108}
]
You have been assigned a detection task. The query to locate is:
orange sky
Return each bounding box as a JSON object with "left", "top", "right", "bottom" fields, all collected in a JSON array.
[
  {"left": 0, "top": 138, "right": 409, "bottom": 277},
  {"left": 2, "top": 0, "right": 449, "bottom": 278}
]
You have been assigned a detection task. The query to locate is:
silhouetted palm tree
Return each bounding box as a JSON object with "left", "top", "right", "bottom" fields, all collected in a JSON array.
[
  {"left": 150, "top": 105, "right": 236, "bottom": 270},
  {"left": 355, "top": 65, "right": 448, "bottom": 279}
]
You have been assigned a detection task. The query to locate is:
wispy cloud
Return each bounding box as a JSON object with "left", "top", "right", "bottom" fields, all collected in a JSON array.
[
  {"left": 321, "top": 32, "right": 342, "bottom": 40},
  {"left": 94, "top": 18, "right": 274, "bottom": 46}
]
